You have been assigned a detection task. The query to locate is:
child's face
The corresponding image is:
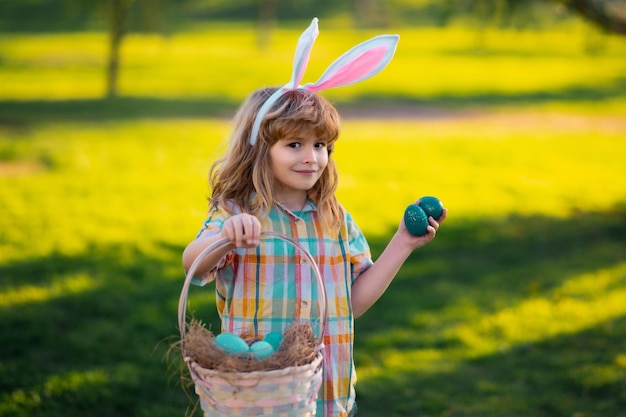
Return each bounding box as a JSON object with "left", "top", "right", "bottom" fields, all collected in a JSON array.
[{"left": 269, "top": 130, "right": 329, "bottom": 206}]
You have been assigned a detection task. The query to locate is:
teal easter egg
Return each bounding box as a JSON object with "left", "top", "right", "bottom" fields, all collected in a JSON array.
[
  {"left": 419, "top": 196, "right": 444, "bottom": 220},
  {"left": 214, "top": 333, "right": 250, "bottom": 355},
  {"left": 263, "top": 332, "right": 284, "bottom": 351},
  {"left": 404, "top": 204, "right": 429, "bottom": 236},
  {"left": 250, "top": 340, "right": 275, "bottom": 359}
]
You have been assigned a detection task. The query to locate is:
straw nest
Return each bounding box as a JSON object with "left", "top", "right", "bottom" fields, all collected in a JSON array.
[{"left": 183, "top": 319, "right": 319, "bottom": 373}]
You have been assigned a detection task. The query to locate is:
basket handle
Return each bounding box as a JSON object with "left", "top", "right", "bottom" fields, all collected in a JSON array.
[{"left": 178, "top": 231, "right": 329, "bottom": 348}]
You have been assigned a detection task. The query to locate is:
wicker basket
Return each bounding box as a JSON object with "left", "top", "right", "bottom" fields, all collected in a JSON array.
[{"left": 178, "top": 231, "right": 328, "bottom": 417}]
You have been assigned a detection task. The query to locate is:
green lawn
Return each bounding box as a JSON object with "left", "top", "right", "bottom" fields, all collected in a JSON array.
[{"left": 1, "top": 22, "right": 625, "bottom": 417}]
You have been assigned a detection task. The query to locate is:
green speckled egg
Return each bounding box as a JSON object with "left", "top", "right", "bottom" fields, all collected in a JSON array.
[
  {"left": 404, "top": 204, "right": 429, "bottom": 236},
  {"left": 418, "top": 196, "right": 444, "bottom": 220}
]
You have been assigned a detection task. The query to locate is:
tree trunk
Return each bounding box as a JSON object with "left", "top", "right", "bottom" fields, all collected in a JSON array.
[
  {"left": 107, "top": 0, "right": 131, "bottom": 98},
  {"left": 560, "top": 0, "right": 626, "bottom": 35},
  {"left": 352, "top": 0, "right": 389, "bottom": 28},
  {"left": 257, "top": 0, "right": 276, "bottom": 50}
]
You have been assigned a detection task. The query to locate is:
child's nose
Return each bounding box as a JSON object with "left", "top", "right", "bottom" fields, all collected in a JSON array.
[{"left": 302, "top": 147, "right": 317, "bottom": 163}]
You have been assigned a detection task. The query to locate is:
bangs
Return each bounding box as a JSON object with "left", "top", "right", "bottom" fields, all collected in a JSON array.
[{"left": 263, "top": 90, "right": 340, "bottom": 145}]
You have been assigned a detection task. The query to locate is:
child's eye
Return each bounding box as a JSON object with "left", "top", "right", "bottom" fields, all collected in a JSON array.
[
  {"left": 288, "top": 142, "right": 301, "bottom": 148},
  {"left": 314, "top": 142, "right": 327, "bottom": 149}
]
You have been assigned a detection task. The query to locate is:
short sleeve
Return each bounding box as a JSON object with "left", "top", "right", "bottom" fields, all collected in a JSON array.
[
  {"left": 345, "top": 211, "right": 373, "bottom": 282},
  {"left": 190, "top": 206, "right": 234, "bottom": 286}
]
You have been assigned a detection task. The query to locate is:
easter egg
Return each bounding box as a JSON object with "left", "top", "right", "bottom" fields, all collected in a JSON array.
[
  {"left": 263, "top": 332, "right": 284, "bottom": 351},
  {"left": 214, "top": 333, "right": 250, "bottom": 355},
  {"left": 404, "top": 204, "right": 429, "bottom": 237},
  {"left": 418, "top": 196, "right": 444, "bottom": 220},
  {"left": 250, "top": 340, "right": 275, "bottom": 359}
]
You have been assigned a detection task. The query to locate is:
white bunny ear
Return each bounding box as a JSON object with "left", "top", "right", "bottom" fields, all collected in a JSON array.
[
  {"left": 249, "top": 18, "right": 319, "bottom": 145},
  {"left": 304, "top": 34, "right": 399, "bottom": 92},
  {"left": 287, "top": 17, "right": 319, "bottom": 89},
  {"left": 248, "top": 19, "right": 399, "bottom": 145}
]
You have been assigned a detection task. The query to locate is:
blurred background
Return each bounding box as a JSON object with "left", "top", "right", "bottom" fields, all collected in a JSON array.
[{"left": 1, "top": 1, "right": 625, "bottom": 416}]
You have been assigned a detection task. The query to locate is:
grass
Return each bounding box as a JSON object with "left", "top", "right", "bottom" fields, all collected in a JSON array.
[
  {"left": 1, "top": 22, "right": 625, "bottom": 107},
  {"left": 1, "top": 21, "right": 626, "bottom": 417}
]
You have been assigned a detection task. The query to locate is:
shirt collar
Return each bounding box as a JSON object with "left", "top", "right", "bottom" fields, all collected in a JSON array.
[{"left": 277, "top": 195, "right": 317, "bottom": 218}]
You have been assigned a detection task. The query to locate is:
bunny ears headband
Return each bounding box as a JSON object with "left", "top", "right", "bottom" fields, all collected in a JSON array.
[{"left": 249, "top": 18, "right": 399, "bottom": 145}]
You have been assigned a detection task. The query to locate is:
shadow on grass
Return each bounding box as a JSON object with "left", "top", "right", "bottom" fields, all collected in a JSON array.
[
  {"left": 0, "top": 204, "right": 625, "bottom": 417},
  {"left": 0, "top": 242, "right": 214, "bottom": 417},
  {"left": 356, "top": 76, "right": 626, "bottom": 111},
  {"left": 1, "top": 77, "right": 625, "bottom": 126},
  {"left": 361, "top": 203, "right": 626, "bottom": 331},
  {"left": 0, "top": 97, "right": 239, "bottom": 127},
  {"left": 356, "top": 316, "right": 626, "bottom": 417},
  {"left": 357, "top": 203, "right": 626, "bottom": 417}
]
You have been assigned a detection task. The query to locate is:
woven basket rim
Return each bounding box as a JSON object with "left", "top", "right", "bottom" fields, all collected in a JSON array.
[{"left": 187, "top": 350, "right": 324, "bottom": 379}]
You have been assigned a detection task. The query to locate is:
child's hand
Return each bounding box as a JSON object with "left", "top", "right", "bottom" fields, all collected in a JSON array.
[
  {"left": 400, "top": 207, "right": 447, "bottom": 249},
  {"left": 426, "top": 207, "right": 446, "bottom": 236},
  {"left": 221, "top": 213, "right": 261, "bottom": 248}
]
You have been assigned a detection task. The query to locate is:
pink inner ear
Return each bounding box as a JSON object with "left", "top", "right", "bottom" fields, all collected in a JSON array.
[{"left": 307, "top": 46, "right": 388, "bottom": 92}]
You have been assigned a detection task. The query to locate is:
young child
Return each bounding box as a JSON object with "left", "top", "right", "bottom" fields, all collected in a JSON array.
[{"left": 182, "top": 19, "right": 446, "bottom": 417}]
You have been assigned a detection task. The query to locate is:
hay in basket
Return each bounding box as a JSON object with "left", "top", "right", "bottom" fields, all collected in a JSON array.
[
  {"left": 178, "top": 232, "right": 328, "bottom": 417},
  {"left": 184, "top": 319, "right": 319, "bottom": 373}
]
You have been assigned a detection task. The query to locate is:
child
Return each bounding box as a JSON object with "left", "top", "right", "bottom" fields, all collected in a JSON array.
[{"left": 182, "top": 19, "right": 446, "bottom": 417}]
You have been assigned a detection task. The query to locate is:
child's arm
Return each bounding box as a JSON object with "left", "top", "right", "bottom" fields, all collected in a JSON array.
[
  {"left": 182, "top": 213, "right": 261, "bottom": 276},
  {"left": 350, "top": 209, "right": 447, "bottom": 318}
]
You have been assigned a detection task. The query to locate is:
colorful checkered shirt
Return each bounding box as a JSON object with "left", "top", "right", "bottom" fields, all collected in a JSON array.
[{"left": 192, "top": 198, "right": 373, "bottom": 417}]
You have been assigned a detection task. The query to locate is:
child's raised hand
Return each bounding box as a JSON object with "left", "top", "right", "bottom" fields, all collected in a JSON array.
[
  {"left": 221, "top": 213, "right": 261, "bottom": 248},
  {"left": 400, "top": 207, "right": 447, "bottom": 250}
]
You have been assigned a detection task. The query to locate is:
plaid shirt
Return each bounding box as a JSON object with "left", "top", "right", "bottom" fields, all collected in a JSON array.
[{"left": 192, "top": 198, "right": 372, "bottom": 417}]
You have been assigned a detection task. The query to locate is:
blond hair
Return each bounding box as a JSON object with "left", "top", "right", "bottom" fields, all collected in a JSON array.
[{"left": 209, "top": 87, "right": 344, "bottom": 232}]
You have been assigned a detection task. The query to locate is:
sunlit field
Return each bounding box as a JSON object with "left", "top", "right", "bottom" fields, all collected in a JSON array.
[
  {"left": 1, "top": 21, "right": 625, "bottom": 417},
  {"left": 1, "top": 22, "right": 625, "bottom": 108}
]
